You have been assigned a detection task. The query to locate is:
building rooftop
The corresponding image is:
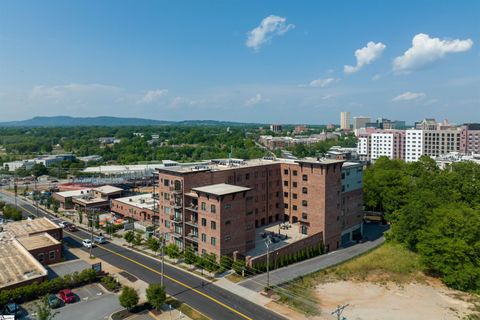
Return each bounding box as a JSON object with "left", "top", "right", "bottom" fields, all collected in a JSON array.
[
  {"left": 54, "top": 188, "right": 91, "bottom": 198},
  {"left": 192, "top": 183, "right": 251, "bottom": 196},
  {"left": 157, "top": 157, "right": 344, "bottom": 174},
  {"left": 17, "top": 233, "right": 61, "bottom": 251},
  {"left": 3, "top": 217, "right": 60, "bottom": 238},
  {"left": 0, "top": 239, "right": 48, "bottom": 289},
  {"left": 113, "top": 194, "right": 157, "bottom": 210},
  {"left": 93, "top": 185, "right": 123, "bottom": 194}
]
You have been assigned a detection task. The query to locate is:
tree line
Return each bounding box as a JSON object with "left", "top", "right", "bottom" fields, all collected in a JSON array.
[{"left": 364, "top": 156, "right": 480, "bottom": 292}]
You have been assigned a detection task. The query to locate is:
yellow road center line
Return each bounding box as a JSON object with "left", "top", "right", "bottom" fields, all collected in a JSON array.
[{"left": 65, "top": 230, "right": 253, "bottom": 320}]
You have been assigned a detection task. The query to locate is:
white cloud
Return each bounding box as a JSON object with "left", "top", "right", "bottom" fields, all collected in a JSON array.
[
  {"left": 309, "top": 77, "right": 338, "bottom": 88},
  {"left": 393, "top": 33, "right": 473, "bottom": 72},
  {"left": 245, "top": 93, "right": 270, "bottom": 106},
  {"left": 392, "top": 91, "right": 426, "bottom": 102},
  {"left": 31, "top": 83, "right": 121, "bottom": 101},
  {"left": 246, "top": 15, "right": 294, "bottom": 51},
  {"left": 344, "top": 41, "right": 386, "bottom": 73},
  {"left": 138, "top": 89, "right": 168, "bottom": 104}
]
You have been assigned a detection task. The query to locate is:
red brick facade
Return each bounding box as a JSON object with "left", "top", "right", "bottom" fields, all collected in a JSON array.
[{"left": 156, "top": 159, "right": 363, "bottom": 258}]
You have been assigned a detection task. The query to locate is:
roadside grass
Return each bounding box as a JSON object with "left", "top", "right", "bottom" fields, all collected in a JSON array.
[
  {"left": 325, "top": 241, "right": 424, "bottom": 283},
  {"left": 225, "top": 273, "right": 244, "bottom": 283},
  {"left": 275, "top": 242, "right": 424, "bottom": 316},
  {"left": 165, "top": 297, "right": 210, "bottom": 320}
]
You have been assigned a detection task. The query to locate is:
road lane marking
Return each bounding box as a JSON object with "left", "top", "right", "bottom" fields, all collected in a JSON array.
[
  {"left": 65, "top": 230, "right": 254, "bottom": 320},
  {"left": 4, "top": 193, "right": 256, "bottom": 320}
]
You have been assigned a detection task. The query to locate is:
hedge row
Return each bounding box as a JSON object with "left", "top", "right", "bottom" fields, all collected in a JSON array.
[{"left": 0, "top": 268, "right": 97, "bottom": 307}]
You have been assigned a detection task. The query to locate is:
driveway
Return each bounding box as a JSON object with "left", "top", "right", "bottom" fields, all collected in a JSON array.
[{"left": 239, "top": 223, "right": 389, "bottom": 292}]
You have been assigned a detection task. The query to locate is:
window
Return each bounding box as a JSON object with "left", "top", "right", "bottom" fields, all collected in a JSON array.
[
  {"left": 284, "top": 192, "right": 288, "bottom": 197},
  {"left": 211, "top": 237, "right": 216, "bottom": 246},
  {"left": 225, "top": 235, "right": 231, "bottom": 241},
  {"left": 302, "top": 174, "right": 308, "bottom": 181},
  {"left": 245, "top": 173, "right": 250, "bottom": 180},
  {"left": 201, "top": 202, "right": 206, "bottom": 210},
  {"left": 224, "top": 204, "right": 232, "bottom": 209},
  {"left": 292, "top": 193, "right": 297, "bottom": 199},
  {"left": 210, "top": 204, "right": 216, "bottom": 213},
  {"left": 284, "top": 169, "right": 288, "bottom": 175},
  {"left": 201, "top": 233, "right": 207, "bottom": 242},
  {"left": 211, "top": 221, "right": 216, "bottom": 230},
  {"left": 292, "top": 205, "right": 297, "bottom": 211},
  {"left": 302, "top": 212, "right": 308, "bottom": 220},
  {"left": 293, "top": 170, "right": 298, "bottom": 176},
  {"left": 302, "top": 200, "right": 308, "bottom": 207},
  {"left": 225, "top": 220, "right": 231, "bottom": 225},
  {"left": 284, "top": 203, "right": 288, "bottom": 209},
  {"left": 201, "top": 218, "right": 207, "bottom": 226},
  {"left": 301, "top": 225, "right": 308, "bottom": 235},
  {"left": 163, "top": 179, "right": 169, "bottom": 187},
  {"left": 38, "top": 253, "right": 44, "bottom": 263},
  {"left": 302, "top": 187, "right": 308, "bottom": 194},
  {"left": 293, "top": 182, "right": 297, "bottom": 188},
  {"left": 283, "top": 181, "right": 288, "bottom": 187},
  {"left": 49, "top": 251, "right": 56, "bottom": 260}
]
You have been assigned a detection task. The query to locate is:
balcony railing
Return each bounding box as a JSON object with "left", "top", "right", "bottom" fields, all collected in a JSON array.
[
  {"left": 185, "top": 204, "right": 198, "bottom": 212},
  {"left": 185, "top": 219, "right": 198, "bottom": 227}
]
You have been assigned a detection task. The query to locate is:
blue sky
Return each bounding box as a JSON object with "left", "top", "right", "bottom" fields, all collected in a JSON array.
[{"left": 0, "top": 0, "right": 478, "bottom": 124}]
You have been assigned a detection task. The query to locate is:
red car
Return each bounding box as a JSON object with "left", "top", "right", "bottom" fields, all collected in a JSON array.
[{"left": 58, "top": 289, "right": 75, "bottom": 303}]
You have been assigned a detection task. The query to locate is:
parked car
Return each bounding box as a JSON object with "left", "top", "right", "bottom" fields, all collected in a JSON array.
[
  {"left": 82, "top": 239, "right": 94, "bottom": 248},
  {"left": 3, "top": 302, "right": 20, "bottom": 316},
  {"left": 58, "top": 289, "right": 75, "bottom": 303},
  {"left": 47, "top": 294, "right": 62, "bottom": 309},
  {"left": 67, "top": 224, "right": 77, "bottom": 232},
  {"left": 58, "top": 221, "right": 69, "bottom": 228},
  {"left": 93, "top": 235, "right": 106, "bottom": 244}
]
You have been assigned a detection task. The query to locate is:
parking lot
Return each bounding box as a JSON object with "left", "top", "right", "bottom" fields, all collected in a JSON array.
[{"left": 21, "top": 283, "right": 121, "bottom": 320}]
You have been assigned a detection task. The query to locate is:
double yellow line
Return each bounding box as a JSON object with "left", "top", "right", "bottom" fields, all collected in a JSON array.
[
  {"left": 65, "top": 230, "right": 253, "bottom": 320},
  {"left": 11, "top": 195, "right": 254, "bottom": 320}
]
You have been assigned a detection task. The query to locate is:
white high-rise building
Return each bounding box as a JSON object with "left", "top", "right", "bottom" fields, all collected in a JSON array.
[{"left": 340, "top": 112, "right": 350, "bottom": 130}]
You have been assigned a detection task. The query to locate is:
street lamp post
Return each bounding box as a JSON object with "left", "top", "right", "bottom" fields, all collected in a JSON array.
[
  {"left": 160, "top": 232, "right": 165, "bottom": 287},
  {"left": 265, "top": 236, "right": 272, "bottom": 290}
]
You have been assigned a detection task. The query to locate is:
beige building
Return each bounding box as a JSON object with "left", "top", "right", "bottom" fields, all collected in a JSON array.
[{"left": 340, "top": 111, "right": 351, "bottom": 130}]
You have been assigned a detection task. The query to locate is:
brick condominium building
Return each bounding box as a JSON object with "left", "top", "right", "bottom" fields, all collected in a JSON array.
[{"left": 156, "top": 157, "right": 363, "bottom": 258}]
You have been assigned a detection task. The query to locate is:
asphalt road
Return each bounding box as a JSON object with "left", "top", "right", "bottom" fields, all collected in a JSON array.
[{"left": 0, "top": 192, "right": 285, "bottom": 320}]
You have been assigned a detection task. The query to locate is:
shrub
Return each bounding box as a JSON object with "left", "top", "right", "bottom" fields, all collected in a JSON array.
[
  {"left": 119, "top": 286, "right": 139, "bottom": 310},
  {"left": 220, "top": 256, "right": 233, "bottom": 271},
  {"left": 146, "top": 283, "right": 166, "bottom": 311},
  {"left": 101, "top": 276, "right": 120, "bottom": 292},
  {"left": 233, "top": 259, "right": 246, "bottom": 275},
  {"left": 124, "top": 231, "right": 134, "bottom": 246}
]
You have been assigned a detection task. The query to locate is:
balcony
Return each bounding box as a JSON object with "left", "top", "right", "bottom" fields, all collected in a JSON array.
[
  {"left": 185, "top": 232, "right": 198, "bottom": 242},
  {"left": 185, "top": 219, "right": 198, "bottom": 227},
  {"left": 185, "top": 204, "right": 198, "bottom": 212},
  {"left": 173, "top": 216, "right": 183, "bottom": 224},
  {"left": 172, "top": 230, "right": 183, "bottom": 238}
]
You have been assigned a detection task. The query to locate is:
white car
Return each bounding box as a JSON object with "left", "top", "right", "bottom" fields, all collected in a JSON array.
[
  {"left": 93, "top": 235, "right": 106, "bottom": 244},
  {"left": 58, "top": 221, "right": 69, "bottom": 228},
  {"left": 82, "top": 239, "right": 94, "bottom": 248}
]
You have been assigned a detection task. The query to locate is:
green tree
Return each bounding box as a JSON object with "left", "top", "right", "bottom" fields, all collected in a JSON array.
[
  {"left": 35, "top": 295, "right": 58, "bottom": 320},
  {"left": 146, "top": 283, "right": 166, "bottom": 311},
  {"left": 119, "top": 286, "right": 139, "bottom": 310},
  {"left": 124, "top": 231, "right": 135, "bottom": 247},
  {"left": 31, "top": 163, "right": 48, "bottom": 178},
  {"left": 133, "top": 233, "right": 143, "bottom": 246},
  {"left": 147, "top": 238, "right": 160, "bottom": 254},
  {"left": 165, "top": 243, "right": 181, "bottom": 259},
  {"left": 184, "top": 246, "right": 197, "bottom": 265}
]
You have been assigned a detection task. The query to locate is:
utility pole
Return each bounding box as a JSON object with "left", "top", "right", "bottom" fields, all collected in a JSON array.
[
  {"left": 331, "top": 304, "right": 349, "bottom": 320},
  {"left": 34, "top": 179, "right": 39, "bottom": 217},
  {"left": 265, "top": 236, "right": 272, "bottom": 290},
  {"left": 89, "top": 208, "right": 94, "bottom": 258}
]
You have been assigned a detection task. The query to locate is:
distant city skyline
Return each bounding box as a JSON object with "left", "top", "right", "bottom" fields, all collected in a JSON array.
[{"left": 0, "top": 1, "right": 478, "bottom": 123}]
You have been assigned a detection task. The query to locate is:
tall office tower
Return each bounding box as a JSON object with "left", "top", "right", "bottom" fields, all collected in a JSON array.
[
  {"left": 340, "top": 112, "right": 351, "bottom": 130},
  {"left": 353, "top": 116, "right": 371, "bottom": 130}
]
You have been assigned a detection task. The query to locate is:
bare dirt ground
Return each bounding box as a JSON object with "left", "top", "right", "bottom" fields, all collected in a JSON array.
[{"left": 268, "top": 280, "right": 479, "bottom": 320}]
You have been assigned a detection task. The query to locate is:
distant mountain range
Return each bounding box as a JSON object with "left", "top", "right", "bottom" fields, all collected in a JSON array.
[{"left": 0, "top": 116, "right": 260, "bottom": 127}]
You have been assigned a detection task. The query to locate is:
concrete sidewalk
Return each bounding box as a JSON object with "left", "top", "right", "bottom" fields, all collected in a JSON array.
[{"left": 238, "top": 235, "right": 386, "bottom": 292}]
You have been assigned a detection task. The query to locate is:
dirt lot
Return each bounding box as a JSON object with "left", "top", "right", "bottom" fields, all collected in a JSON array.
[{"left": 268, "top": 280, "right": 478, "bottom": 320}]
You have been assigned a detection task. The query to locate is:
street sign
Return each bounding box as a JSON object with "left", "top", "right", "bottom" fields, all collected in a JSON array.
[{"left": 92, "top": 262, "right": 102, "bottom": 273}]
